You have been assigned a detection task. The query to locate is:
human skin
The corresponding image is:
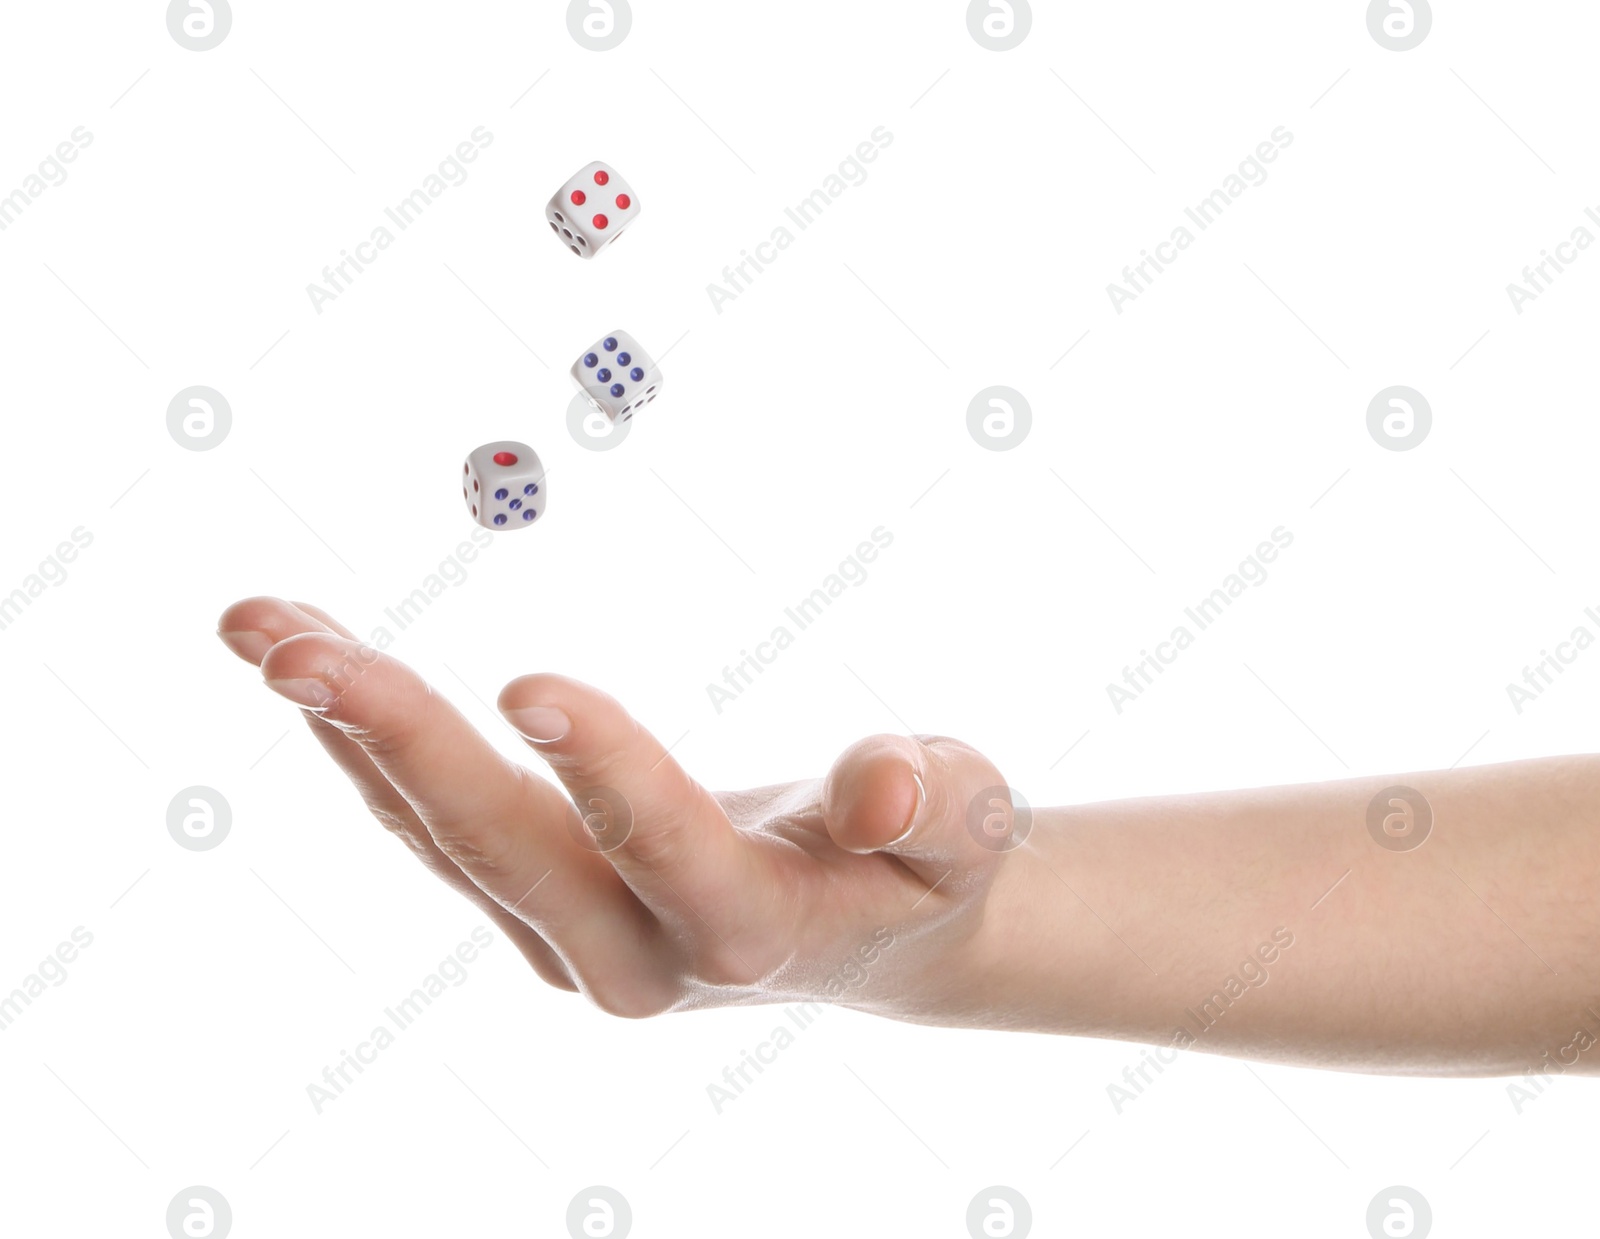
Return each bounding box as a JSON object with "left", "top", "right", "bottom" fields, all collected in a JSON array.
[{"left": 217, "top": 596, "right": 1600, "bottom": 1078}]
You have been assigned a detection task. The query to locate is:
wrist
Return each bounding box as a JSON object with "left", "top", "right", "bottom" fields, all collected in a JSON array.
[{"left": 958, "top": 806, "right": 1167, "bottom": 1039}]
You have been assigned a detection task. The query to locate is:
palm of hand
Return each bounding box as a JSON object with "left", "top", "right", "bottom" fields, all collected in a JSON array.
[{"left": 218, "top": 598, "right": 1011, "bottom": 1023}]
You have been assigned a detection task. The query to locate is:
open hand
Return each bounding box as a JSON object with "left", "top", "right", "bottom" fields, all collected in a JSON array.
[{"left": 217, "top": 598, "right": 1020, "bottom": 1024}]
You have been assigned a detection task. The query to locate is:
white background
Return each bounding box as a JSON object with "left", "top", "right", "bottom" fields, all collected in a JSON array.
[{"left": 1, "top": 1, "right": 1597, "bottom": 1235}]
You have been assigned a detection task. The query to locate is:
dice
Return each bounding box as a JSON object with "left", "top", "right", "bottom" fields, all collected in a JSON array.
[
  {"left": 546, "top": 161, "right": 639, "bottom": 258},
  {"left": 463, "top": 442, "right": 546, "bottom": 530},
  {"left": 570, "top": 330, "right": 662, "bottom": 422}
]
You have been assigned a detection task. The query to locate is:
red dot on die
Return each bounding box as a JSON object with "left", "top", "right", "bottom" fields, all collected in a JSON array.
[
  {"left": 593, "top": 214, "right": 609, "bottom": 229},
  {"left": 570, "top": 190, "right": 586, "bottom": 205},
  {"left": 493, "top": 451, "right": 518, "bottom": 466},
  {"left": 593, "top": 170, "right": 610, "bottom": 185},
  {"left": 615, "top": 194, "right": 631, "bottom": 209}
]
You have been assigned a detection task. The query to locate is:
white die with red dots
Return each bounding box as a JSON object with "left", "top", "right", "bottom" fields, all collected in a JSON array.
[
  {"left": 545, "top": 161, "right": 639, "bottom": 258},
  {"left": 570, "top": 331, "right": 662, "bottom": 422},
  {"left": 463, "top": 442, "right": 546, "bottom": 531}
]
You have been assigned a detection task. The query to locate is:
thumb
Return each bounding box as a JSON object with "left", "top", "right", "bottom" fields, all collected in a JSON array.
[{"left": 821, "top": 733, "right": 1019, "bottom": 877}]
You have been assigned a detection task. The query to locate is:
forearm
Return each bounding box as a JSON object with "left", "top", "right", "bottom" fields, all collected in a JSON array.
[{"left": 975, "top": 756, "right": 1600, "bottom": 1075}]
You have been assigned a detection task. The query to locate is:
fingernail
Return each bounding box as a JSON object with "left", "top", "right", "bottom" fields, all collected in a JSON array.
[
  {"left": 503, "top": 705, "right": 571, "bottom": 743},
  {"left": 888, "top": 767, "right": 925, "bottom": 848},
  {"left": 264, "top": 677, "right": 338, "bottom": 711},
  {"left": 218, "top": 629, "right": 274, "bottom": 663}
]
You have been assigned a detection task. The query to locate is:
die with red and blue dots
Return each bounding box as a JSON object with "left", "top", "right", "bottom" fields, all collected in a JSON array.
[{"left": 463, "top": 442, "right": 546, "bottom": 531}]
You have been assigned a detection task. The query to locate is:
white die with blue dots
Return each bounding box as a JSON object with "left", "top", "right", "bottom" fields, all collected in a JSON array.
[
  {"left": 463, "top": 442, "right": 546, "bottom": 531},
  {"left": 570, "top": 330, "right": 662, "bottom": 422},
  {"left": 546, "top": 160, "right": 639, "bottom": 259}
]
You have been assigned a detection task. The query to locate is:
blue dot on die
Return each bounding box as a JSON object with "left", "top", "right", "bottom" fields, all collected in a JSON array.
[
  {"left": 493, "top": 514, "right": 507, "bottom": 526},
  {"left": 523, "top": 509, "right": 536, "bottom": 521},
  {"left": 583, "top": 353, "right": 599, "bottom": 368},
  {"left": 494, "top": 487, "right": 508, "bottom": 500},
  {"left": 524, "top": 483, "right": 538, "bottom": 495},
  {"left": 603, "top": 337, "right": 618, "bottom": 351},
  {"left": 509, "top": 498, "right": 522, "bottom": 510},
  {"left": 597, "top": 368, "right": 611, "bottom": 382},
  {"left": 610, "top": 383, "right": 625, "bottom": 397},
  {"left": 617, "top": 352, "right": 631, "bottom": 365},
  {"left": 629, "top": 367, "right": 644, "bottom": 382}
]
